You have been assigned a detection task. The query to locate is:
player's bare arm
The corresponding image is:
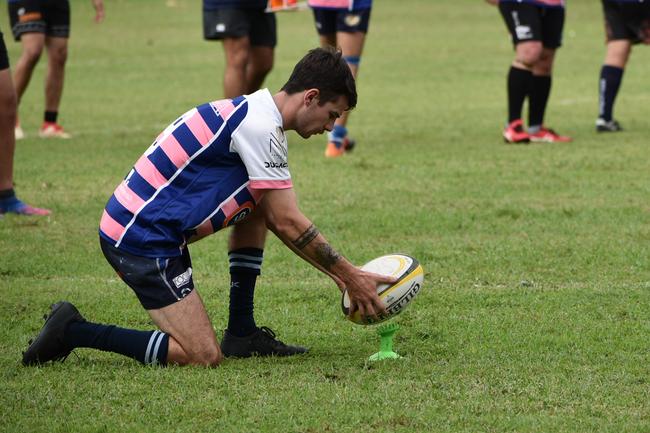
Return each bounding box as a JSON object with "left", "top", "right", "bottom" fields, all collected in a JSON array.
[{"left": 261, "top": 188, "right": 393, "bottom": 317}]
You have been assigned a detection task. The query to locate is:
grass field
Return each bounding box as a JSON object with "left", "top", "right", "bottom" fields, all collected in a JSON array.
[{"left": 1, "top": 0, "right": 649, "bottom": 432}]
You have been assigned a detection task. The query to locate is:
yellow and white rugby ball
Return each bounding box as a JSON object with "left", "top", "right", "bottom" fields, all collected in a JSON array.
[{"left": 342, "top": 254, "right": 424, "bottom": 325}]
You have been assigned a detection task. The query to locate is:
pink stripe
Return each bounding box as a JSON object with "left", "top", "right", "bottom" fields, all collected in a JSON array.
[
  {"left": 114, "top": 181, "right": 145, "bottom": 214},
  {"left": 221, "top": 197, "right": 239, "bottom": 217},
  {"left": 195, "top": 219, "right": 214, "bottom": 238},
  {"left": 100, "top": 210, "right": 126, "bottom": 242},
  {"left": 185, "top": 112, "right": 213, "bottom": 147},
  {"left": 250, "top": 179, "right": 293, "bottom": 190},
  {"left": 308, "top": 0, "right": 351, "bottom": 7},
  {"left": 160, "top": 134, "right": 190, "bottom": 168},
  {"left": 212, "top": 100, "right": 236, "bottom": 120},
  {"left": 134, "top": 156, "right": 167, "bottom": 189},
  {"left": 247, "top": 186, "right": 265, "bottom": 204}
]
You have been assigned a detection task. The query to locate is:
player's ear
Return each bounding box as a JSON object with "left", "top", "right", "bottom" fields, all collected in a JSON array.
[{"left": 304, "top": 89, "right": 319, "bottom": 106}]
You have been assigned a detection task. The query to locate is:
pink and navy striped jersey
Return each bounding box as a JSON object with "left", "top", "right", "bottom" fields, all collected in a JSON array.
[
  {"left": 100, "top": 89, "right": 291, "bottom": 258},
  {"left": 308, "top": 0, "right": 372, "bottom": 11},
  {"left": 499, "top": 0, "right": 565, "bottom": 7}
]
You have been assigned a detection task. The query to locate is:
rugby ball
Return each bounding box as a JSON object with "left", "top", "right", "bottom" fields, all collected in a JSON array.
[{"left": 342, "top": 254, "right": 424, "bottom": 325}]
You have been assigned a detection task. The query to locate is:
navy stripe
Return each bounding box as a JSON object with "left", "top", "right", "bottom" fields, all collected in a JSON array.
[
  {"left": 231, "top": 95, "right": 246, "bottom": 107},
  {"left": 105, "top": 195, "right": 134, "bottom": 227},
  {"left": 172, "top": 123, "right": 202, "bottom": 157},
  {"left": 148, "top": 148, "right": 177, "bottom": 181},
  {"left": 227, "top": 101, "right": 248, "bottom": 133},
  {"left": 197, "top": 103, "right": 222, "bottom": 134},
  {"left": 210, "top": 210, "right": 226, "bottom": 231},
  {"left": 234, "top": 188, "right": 255, "bottom": 206},
  {"left": 126, "top": 171, "right": 156, "bottom": 202}
]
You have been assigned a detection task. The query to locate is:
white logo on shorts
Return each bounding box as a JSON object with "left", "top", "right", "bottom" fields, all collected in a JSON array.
[
  {"left": 515, "top": 25, "right": 533, "bottom": 40},
  {"left": 172, "top": 267, "right": 192, "bottom": 288},
  {"left": 216, "top": 23, "right": 226, "bottom": 32},
  {"left": 18, "top": 7, "right": 25, "bottom": 16},
  {"left": 344, "top": 14, "right": 361, "bottom": 27}
]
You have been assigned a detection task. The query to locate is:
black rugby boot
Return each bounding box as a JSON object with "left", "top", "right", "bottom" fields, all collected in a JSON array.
[
  {"left": 22, "top": 301, "right": 86, "bottom": 366},
  {"left": 221, "top": 326, "right": 308, "bottom": 358}
]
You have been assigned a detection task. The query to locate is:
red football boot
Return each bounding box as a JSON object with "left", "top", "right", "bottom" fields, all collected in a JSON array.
[
  {"left": 503, "top": 119, "right": 530, "bottom": 144},
  {"left": 529, "top": 126, "right": 572, "bottom": 143}
]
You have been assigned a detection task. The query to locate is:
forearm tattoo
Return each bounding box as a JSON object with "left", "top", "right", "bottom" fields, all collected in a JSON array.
[
  {"left": 314, "top": 243, "right": 342, "bottom": 270},
  {"left": 292, "top": 224, "right": 320, "bottom": 250}
]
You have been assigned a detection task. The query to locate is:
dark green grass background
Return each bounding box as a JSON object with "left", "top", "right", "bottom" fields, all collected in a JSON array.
[{"left": 1, "top": 1, "right": 649, "bottom": 432}]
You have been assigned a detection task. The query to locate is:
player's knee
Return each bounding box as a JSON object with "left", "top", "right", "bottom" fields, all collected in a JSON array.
[
  {"left": 21, "top": 45, "right": 44, "bottom": 66},
  {"left": 50, "top": 46, "right": 68, "bottom": 67},
  {"left": 226, "top": 48, "right": 249, "bottom": 70},
  {"left": 516, "top": 44, "right": 543, "bottom": 67},
  {"left": 253, "top": 59, "right": 273, "bottom": 78},
  {"left": 0, "top": 88, "right": 17, "bottom": 117},
  {"left": 189, "top": 345, "right": 223, "bottom": 367}
]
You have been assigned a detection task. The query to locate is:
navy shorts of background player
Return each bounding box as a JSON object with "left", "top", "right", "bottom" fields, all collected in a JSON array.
[
  {"left": 602, "top": 0, "right": 650, "bottom": 44},
  {"left": 203, "top": 0, "right": 276, "bottom": 47},
  {"left": 498, "top": 0, "right": 565, "bottom": 49},
  {"left": 596, "top": 0, "right": 650, "bottom": 131},
  {"left": 8, "top": 0, "right": 70, "bottom": 41},
  {"left": 311, "top": 4, "right": 372, "bottom": 36}
]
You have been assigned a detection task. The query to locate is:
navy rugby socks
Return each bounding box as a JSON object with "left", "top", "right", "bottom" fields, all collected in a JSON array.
[
  {"left": 227, "top": 248, "right": 263, "bottom": 337},
  {"left": 599, "top": 65, "right": 624, "bottom": 121},
  {"left": 64, "top": 321, "right": 169, "bottom": 366},
  {"left": 528, "top": 75, "right": 551, "bottom": 130},
  {"left": 44, "top": 111, "right": 58, "bottom": 123},
  {"left": 507, "top": 66, "right": 532, "bottom": 123}
]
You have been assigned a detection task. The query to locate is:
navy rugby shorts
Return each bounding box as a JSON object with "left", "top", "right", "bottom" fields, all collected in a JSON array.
[
  {"left": 499, "top": 2, "right": 564, "bottom": 49},
  {"left": 100, "top": 237, "right": 195, "bottom": 310},
  {"left": 312, "top": 7, "right": 371, "bottom": 35},
  {"left": 602, "top": 0, "right": 650, "bottom": 44},
  {"left": 203, "top": 7, "right": 277, "bottom": 47}
]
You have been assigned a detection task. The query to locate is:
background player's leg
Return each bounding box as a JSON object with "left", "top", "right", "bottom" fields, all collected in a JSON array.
[
  {"left": 246, "top": 45, "right": 274, "bottom": 94},
  {"left": 529, "top": 47, "right": 554, "bottom": 131},
  {"left": 325, "top": 31, "right": 365, "bottom": 157},
  {"left": 222, "top": 36, "right": 251, "bottom": 98},
  {"left": 41, "top": 36, "right": 69, "bottom": 138},
  {"left": 12, "top": 32, "right": 44, "bottom": 139},
  {"left": 0, "top": 69, "right": 17, "bottom": 192},
  {"left": 597, "top": 39, "right": 630, "bottom": 130},
  {"left": 503, "top": 41, "right": 540, "bottom": 143},
  {"left": 13, "top": 32, "right": 45, "bottom": 105},
  {"left": 0, "top": 68, "right": 51, "bottom": 215},
  {"left": 528, "top": 48, "right": 571, "bottom": 142}
]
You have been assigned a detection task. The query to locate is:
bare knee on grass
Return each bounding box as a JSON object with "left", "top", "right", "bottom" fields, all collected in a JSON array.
[{"left": 148, "top": 290, "right": 223, "bottom": 367}]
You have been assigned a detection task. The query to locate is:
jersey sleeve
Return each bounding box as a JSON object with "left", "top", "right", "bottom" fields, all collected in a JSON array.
[{"left": 230, "top": 116, "right": 293, "bottom": 191}]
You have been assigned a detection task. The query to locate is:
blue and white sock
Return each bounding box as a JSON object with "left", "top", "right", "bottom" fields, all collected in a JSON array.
[
  {"left": 64, "top": 321, "right": 169, "bottom": 366},
  {"left": 227, "top": 248, "right": 263, "bottom": 337},
  {"left": 328, "top": 125, "right": 347, "bottom": 149}
]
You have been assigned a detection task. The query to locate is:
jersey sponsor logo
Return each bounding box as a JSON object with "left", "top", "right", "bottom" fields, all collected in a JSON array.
[
  {"left": 264, "top": 161, "right": 288, "bottom": 168},
  {"left": 266, "top": 128, "right": 289, "bottom": 169},
  {"left": 172, "top": 267, "right": 193, "bottom": 288},
  {"left": 269, "top": 128, "right": 287, "bottom": 159},
  {"left": 223, "top": 201, "right": 255, "bottom": 227}
]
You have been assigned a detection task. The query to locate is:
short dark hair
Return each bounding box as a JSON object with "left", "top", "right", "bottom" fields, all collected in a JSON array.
[{"left": 281, "top": 47, "right": 357, "bottom": 109}]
